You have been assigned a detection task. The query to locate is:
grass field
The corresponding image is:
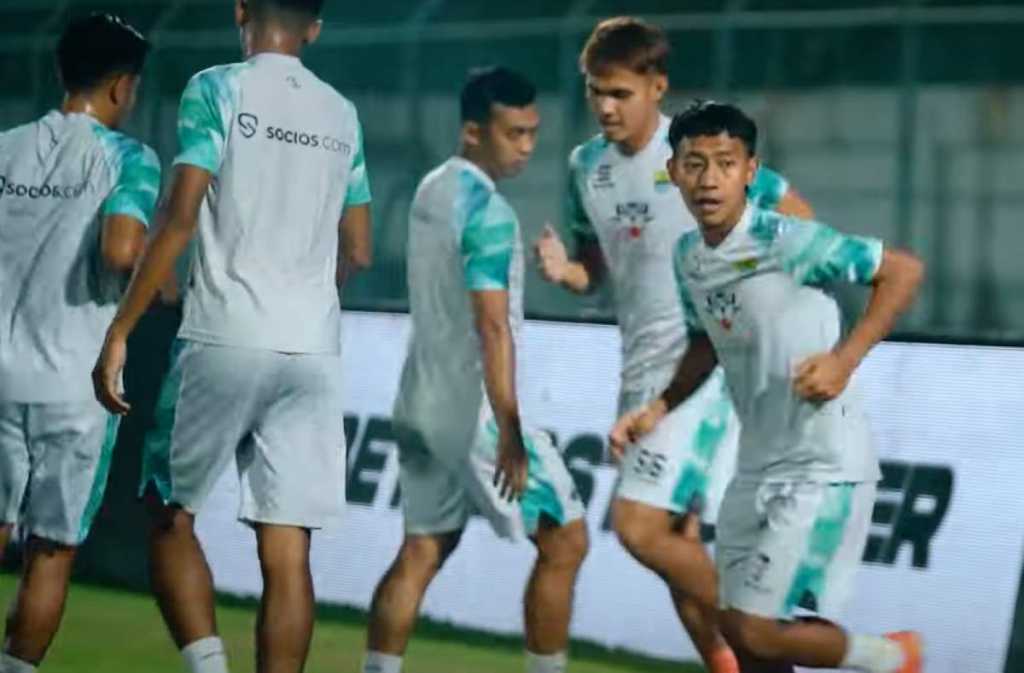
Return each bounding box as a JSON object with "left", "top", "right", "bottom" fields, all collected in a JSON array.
[{"left": 0, "top": 574, "right": 704, "bottom": 673}]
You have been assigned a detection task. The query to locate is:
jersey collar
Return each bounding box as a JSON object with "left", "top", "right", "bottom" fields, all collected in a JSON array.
[
  {"left": 449, "top": 156, "right": 495, "bottom": 191},
  {"left": 247, "top": 52, "right": 302, "bottom": 68}
]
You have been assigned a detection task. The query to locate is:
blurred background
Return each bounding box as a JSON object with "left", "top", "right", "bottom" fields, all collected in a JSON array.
[{"left": 2, "top": 0, "right": 1024, "bottom": 342}]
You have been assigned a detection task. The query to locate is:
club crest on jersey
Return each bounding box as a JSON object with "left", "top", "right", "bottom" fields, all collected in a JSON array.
[
  {"left": 612, "top": 201, "right": 654, "bottom": 240},
  {"left": 591, "top": 164, "right": 614, "bottom": 190},
  {"left": 653, "top": 169, "right": 673, "bottom": 193},
  {"left": 733, "top": 257, "right": 759, "bottom": 272},
  {"left": 705, "top": 291, "right": 740, "bottom": 331}
]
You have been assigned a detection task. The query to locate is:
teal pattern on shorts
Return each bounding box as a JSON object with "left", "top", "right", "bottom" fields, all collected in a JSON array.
[
  {"left": 782, "top": 483, "right": 855, "bottom": 615},
  {"left": 139, "top": 339, "right": 186, "bottom": 501},
  {"left": 77, "top": 414, "right": 120, "bottom": 543},
  {"left": 670, "top": 376, "right": 731, "bottom": 511},
  {"left": 484, "top": 421, "right": 565, "bottom": 533}
]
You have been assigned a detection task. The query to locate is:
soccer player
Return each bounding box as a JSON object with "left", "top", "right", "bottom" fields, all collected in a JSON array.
[
  {"left": 361, "top": 67, "right": 588, "bottom": 673},
  {"left": 0, "top": 14, "right": 157, "bottom": 673},
  {"left": 611, "top": 101, "right": 924, "bottom": 673},
  {"left": 92, "top": 1, "right": 371, "bottom": 672},
  {"left": 534, "top": 17, "right": 812, "bottom": 672}
]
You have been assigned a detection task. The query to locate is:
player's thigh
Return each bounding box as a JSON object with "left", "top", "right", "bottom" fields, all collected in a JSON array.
[
  {"left": 165, "top": 342, "right": 266, "bottom": 514},
  {"left": 394, "top": 425, "right": 471, "bottom": 537},
  {"left": 22, "top": 400, "right": 117, "bottom": 546},
  {"left": 463, "top": 421, "right": 585, "bottom": 541},
  {"left": 616, "top": 369, "right": 735, "bottom": 522},
  {"left": 717, "top": 480, "right": 865, "bottom": 620},
  {"left": 813, "top": 481, "right": 876, "bottom": 618},
  {"left": 240, "top": 352, "right": 346, "bottom": 529},
  {"left": 0, "top": 402, "right": 30, "bottom": 525}
]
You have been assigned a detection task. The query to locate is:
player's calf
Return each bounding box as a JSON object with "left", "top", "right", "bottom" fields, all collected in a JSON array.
[
  {"left": 3, "top": 537, "right": 76, "bottom": 668},
  {"left": 255, "top": 525, "right": 314, "bottom": 673}
]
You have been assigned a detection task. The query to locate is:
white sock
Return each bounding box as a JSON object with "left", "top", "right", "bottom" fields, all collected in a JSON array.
[
  {"left": 841, "top": 634, "right": 905, "bottom": 673},
  {"left": 362, "top": 650, "right": 402, "bottom": 673},
  {"left": 526, "top": 650, "right": 567, "bottom": 673},
  {"left": 0, "top": 653, "right": 37, "bottom": 673},
  {"left": 181, "top": 636, "right": 229, "bottom": 673}
]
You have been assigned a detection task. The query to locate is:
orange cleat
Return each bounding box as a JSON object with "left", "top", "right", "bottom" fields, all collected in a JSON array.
[{"left": 884, "top": 631, "right": 923, "bottom": 673}]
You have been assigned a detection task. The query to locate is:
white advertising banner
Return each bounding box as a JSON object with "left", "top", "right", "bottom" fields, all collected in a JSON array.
[{"left": 196, "top": 312, "right": 1024, "bottom": 672}]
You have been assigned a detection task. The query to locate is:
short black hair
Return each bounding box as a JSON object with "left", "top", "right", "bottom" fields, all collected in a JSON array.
[
  {"left": 669, "top": 100, "right": 758, "bottom": 157},
  {"left": 460, "top": 66, "right": 537, "bottom": 124},
  {"left": 57, "top": 13, "right": 149, "bottom": 94},
  {"left": 250, "top": 0, "right": 325, "bottom": 25}
]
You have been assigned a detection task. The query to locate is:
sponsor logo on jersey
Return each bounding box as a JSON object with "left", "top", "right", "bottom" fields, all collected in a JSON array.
[
  {"left": 612, "top": 201, "right": 653, "bottom": 240},
  {"left": 705, "top": 290, "right": 740, "bottom": 330},
  {"left": 0, "top": 175, "right": 88, "bottom": 201},
  {"left": 653, "top": 168, "right": 673, "bottom": 193},
  {"left": 237, "top": 112, "right": 352, "bottom": 156}
]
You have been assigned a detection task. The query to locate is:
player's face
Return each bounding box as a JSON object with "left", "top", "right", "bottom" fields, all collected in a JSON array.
[
  {"left": 669, "top": 132, "right": 757, "bottom": 233},
  {"left": 480, "top": 103, "right": 541, "bottom": 180},
  {"left": 585, "top": 66, "right": 666, "bottom": 146}
]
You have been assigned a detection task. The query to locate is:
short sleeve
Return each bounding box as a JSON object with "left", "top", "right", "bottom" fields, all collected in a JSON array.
[
  {"left": 458, "top": 178, "right": 515, "bottom": 291},
  {"left": 779, "top": 219, "right": 884, "bottom": 286},
  {"left": 748, "top": 165, "right": 790, "bottom": 211},
  {"left": 174, "top": 70, "right": 233, "bottom": 174},
  {"left": 345, "top": 117, "right": 372, "bottom": 207},
  {"left": 673, "top": 236, "right": 707, "bottom": 335},
  {"left": 566, "top": 171, "right": 596, "bottom": 241},
  {"left": 101, "top": 144, "right": 161, "bottom": 227}
]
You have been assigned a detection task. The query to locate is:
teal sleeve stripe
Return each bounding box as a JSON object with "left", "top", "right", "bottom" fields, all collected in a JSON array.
[
  {"left": 673, "top": 236, "right": 707, "bottom": 334},
  {"left": 782, "top": 220, "right": 884, "bottom": 286},
  {"left": 749, "top": 165, "right": 789, "bottom": 210},
  {"left": 345, "top": 119, "right": 372, "bottom": 206},
  {"left": 463, "top": 220, "right": 515, "bottom": 290},
  {"left": 102, "top": 146, "right": 162, "bottom": 226},
  {"left": 174, "top": 68, "right": 236, "bottom": 174}
]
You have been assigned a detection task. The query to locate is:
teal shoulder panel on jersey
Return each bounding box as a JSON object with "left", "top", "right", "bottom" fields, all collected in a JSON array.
[
  {"left": 673, "top": 231, "right": 707, "bottom": 334},
  {"left": 455, "top": 169, "right": 515, "bottom": 291},
  {"left": 566, "top": 135, "right": 608, "bottom": 241},
  {"left": 93, "top": 127, "right": 161, "bottom": 227},
  {"left": 749, "top": 208, "right": 783, "bottom": 246},
  {"left": 345, "top": 113, "right": 372, "bottom": 207},
  {"left": 175, "top": 63, "right": 248, "bottom": 174},
  {"left": 777, "top": 216, "right": 884, "bottom": 286},
  {"left": 749, "top": 165, "right": 790, "bottom": 210}
]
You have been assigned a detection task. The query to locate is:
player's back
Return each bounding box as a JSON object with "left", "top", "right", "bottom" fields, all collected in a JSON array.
[
  {"left": 394, "top": 157, "right": 524, "bottom": 454},
  {"left": 176, "top": 53, "right": 368, "bottom": 355},
  {"left": 0, "top": 111, "right": 158, "bottom": 402}
]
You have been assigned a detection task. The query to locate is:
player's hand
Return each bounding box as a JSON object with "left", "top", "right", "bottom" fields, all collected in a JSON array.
[
  {"left": 92, "top": 328, "right": 131, "bottom": 415},
  {"left": 793, "top": 352, "right": 855, "bottom": 403},
  {"left": 533, "top": 223, "right": 570, "bottom": 284},
  {"left": 608, "top": 399, "right": 667, "bottom": 462},
  {"left": 494, "top": 427, "right": 528, "bottom": 502}
]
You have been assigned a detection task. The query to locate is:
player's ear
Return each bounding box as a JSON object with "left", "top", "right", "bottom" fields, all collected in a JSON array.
[
  {"left": 745, "top": 154, "right": 759, "bottom": 188},
  {"left": 651, "top": 73, "right": 668, "bottom": 103},
  {"left": 461, "top": 120, "right": 483, "bottom": 149},
  {"left": 304, "top": 19, "right": 323, "bottom": 46},
  {"left": 108, "top": 73, "right": 130, "bottom": 106}
]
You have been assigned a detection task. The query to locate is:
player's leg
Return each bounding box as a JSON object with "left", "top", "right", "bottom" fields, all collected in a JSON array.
[
  {"left": 2, "top": 401, "right": 116, "bottom": 669},
  {"left": 612, "top": 374, "right": 737, "bottom": 671},
  {"left": 0, "top": 402, "right": 29, "bottom": 567},
  {"left": 2, "top": 537, "right": 76, "bottom": 665},
  {"left": 717, "top": 481, "right": 921, "bottom": 673},
  {"left": 524, "top": 516, "right": 588, "bottom": 670},
  {"left": 253, "top": 525, "right": 314, "bottom": 673},
  {"left": 465, "top": 426, "right": 588, "bottom": 673},
  {"left": 363, "top": 425, "right": 469, "bottom": 673}
]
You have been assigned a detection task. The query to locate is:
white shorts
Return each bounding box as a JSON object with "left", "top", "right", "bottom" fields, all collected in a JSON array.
[
  {"left": 140, "top": 340, "right": 346, "bottom": 529},
  {"left": 0, "top": 400, "right": 119, "bottom": 546},
  {"left": 395, "top": 412, "right": 585, "bottom": 540},
  {"left": 716, "top": 479, "right": 876, "bottom": 620},
  {"left": 615, "top": 367, "right": 738, "bottom": 524}
]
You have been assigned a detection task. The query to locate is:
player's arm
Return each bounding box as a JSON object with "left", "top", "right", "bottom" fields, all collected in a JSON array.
[
  {"left": 337, "top": 203, "right": 372, "bottom": 286},
  {"left": 337, "top": 116, "right": 373, "bottom": 287},
  {"left": 783, "top": 222, "right": 925, "bottom": 402},
  {"left": 100, "top": 214, "right": 147, "bottom": 273},
  {"left": 98, "top": 144, "right": 162, "bottom": 273},
  {"left": 750, "top": 165, "right": 815, "bottom": 219}
]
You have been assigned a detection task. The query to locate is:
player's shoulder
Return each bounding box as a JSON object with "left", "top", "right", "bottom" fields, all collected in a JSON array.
[
  {"left": 91, "top": 124, "right": 159, "bottom": 172},
  {"left": 675, "top": 229, "right": 703, "bottom": 262},
  {"left": 747, "top": 206, "right": 796, "bottom": 244},
  {"left": 569, "top": 133, "right": 610, "bottom": 176},
  {"left": 185, "top": 61, "right": 251, "bottom": 96}
]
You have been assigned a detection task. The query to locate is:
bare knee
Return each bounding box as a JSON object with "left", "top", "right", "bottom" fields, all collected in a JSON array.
[
  {"left": 257, "top": 525, "right": 311, "bottom": 578},
  {"left": 612, "top": 498, "right": 676, "bottom": 561},
  {"left": 721, "top": 609, "right": 785, "bottom": 662},
  {"left": 534, "top": 518, "right": 588, "bottom": 572},
  {"left": 393, "top": 532, "right": 461, "bottom": 582},
  {"left": 146, "top": 497, "right": 195, "bottom": 538}
]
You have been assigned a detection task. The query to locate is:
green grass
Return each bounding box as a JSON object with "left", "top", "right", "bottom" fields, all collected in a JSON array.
[{"left": 0, "top": 574, "right": 703, "bottom": 673}]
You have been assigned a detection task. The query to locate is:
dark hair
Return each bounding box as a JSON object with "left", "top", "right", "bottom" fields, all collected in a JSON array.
[
  {"left": 56, "top": 14, "right": 149, "bottom": 94},
  {"left": 250, "top": 0, "right": 326, "bottom": 23},
  {"left": 460, "top": 66, "right": 537, "bottom": 124},
  {"left": 579, "top": 16, "right": 670, "bottom": 76},
  {"left": 669, "top": 100, "right": 758, "bottom": 157}
]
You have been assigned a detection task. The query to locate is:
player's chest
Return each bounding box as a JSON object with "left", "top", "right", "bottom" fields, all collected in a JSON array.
[{"left": 686, "top": 254, "right": 795, "bottom": 342}]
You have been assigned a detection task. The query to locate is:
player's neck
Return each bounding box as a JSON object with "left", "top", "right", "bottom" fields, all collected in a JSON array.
[
  {"left": 61, "top": 94, "right": 116, "bottom": 129},
  {"left": 457, "top": 147, "right": 499, "bottom": 183},
  {"left": 699, "top": 210, "right": 745, "bottom": 248},
  {"left": 244, "top": 25, "right": 305, "bottom": 59},
  {"left": 616, "top": 108, "right": 662, "bottom": 156}
]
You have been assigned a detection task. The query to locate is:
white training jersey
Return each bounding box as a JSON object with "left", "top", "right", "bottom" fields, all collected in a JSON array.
[
  {"left": 0, "top": 111, "right": 160, "bottom": 402},
  {"left": 173, "top": 52, "right": 371, "bottom": 354},
  {"left": 568, "top": 114, "right": 789, "bottom": 397},
  {"left": 674, "top": 205, "right": 884, "bottom": 483},
  {"left": 393, "top": 157, "right": 525, "bottom": 458}
]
